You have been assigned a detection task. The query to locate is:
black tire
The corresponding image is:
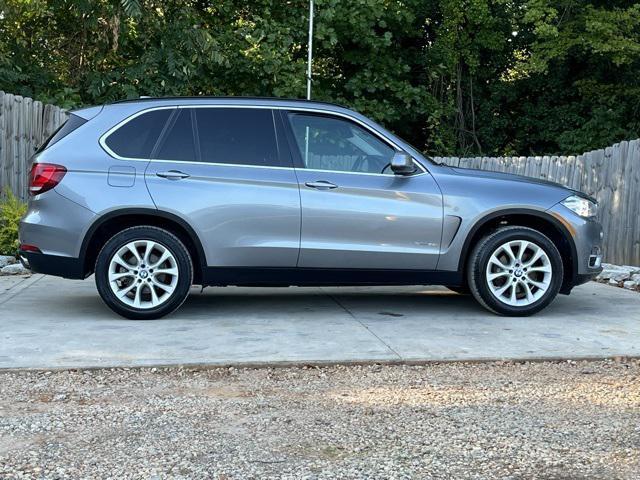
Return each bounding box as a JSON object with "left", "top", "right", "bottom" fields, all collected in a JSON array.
[
  {"left": 95, "top": 226, "right": 193, "bottom": 320},
  {"left": 467, "top": 226, "right": 563, "bottom": 316},
  {"left": 446, "top": 284, "right": 470, "bottom": 295}
]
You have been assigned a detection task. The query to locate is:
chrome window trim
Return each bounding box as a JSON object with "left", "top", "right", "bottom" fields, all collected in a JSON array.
[
  {"left": 298, "top": 167, "right": 425, "bottom": 178},
  {"left": 98, "top": 104, "right": 427, "bottom": 176}
]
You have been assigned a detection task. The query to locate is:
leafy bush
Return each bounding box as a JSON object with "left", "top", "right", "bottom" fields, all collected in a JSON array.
[
  {"left": 0, "top": 190, "right": 27, "bottom": 256},
  {"left": 2, "top": 1, "right": 640, "bottom": 157}
]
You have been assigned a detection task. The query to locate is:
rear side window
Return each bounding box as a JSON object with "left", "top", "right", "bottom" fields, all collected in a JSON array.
[
  {"left": 155, "top": 109, "right": 197, "bottom": 162},
  {"left": 104, "top": 109, "right": 172, "bottom": 159},
  {"left": 37, "top": 114, "right": 87, "bottom": 153},
  {"left": 194, "top": 108, "right": 281, "bottom": 167}
]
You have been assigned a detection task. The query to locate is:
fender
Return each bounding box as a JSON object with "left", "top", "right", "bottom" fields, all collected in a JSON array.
[
  {"left": 459, "top": 208, "right": 579, "bottom": 287},
  {"left": 79, "top": 207, "right": 207, "bottom": 274}
]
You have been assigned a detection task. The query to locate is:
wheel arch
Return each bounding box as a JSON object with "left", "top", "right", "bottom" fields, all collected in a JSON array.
[
  {"left": 80, "top": 208, "right": 206, "bottom": 284},
  {"left": 460, "top": 208, "right": 578, "bottom": 294}
]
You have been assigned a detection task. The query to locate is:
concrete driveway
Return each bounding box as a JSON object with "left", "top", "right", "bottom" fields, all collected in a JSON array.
[{"left": 0, "top": 274, "right": 638, "bottom": 369}]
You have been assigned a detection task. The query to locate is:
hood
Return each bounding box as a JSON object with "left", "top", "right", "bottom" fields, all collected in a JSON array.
[
  {"left": 445, "top": 166, "right": 595, "bottom": 202},
  {"left": 448, "top": 166, "right": 563, "bottom": 188}
]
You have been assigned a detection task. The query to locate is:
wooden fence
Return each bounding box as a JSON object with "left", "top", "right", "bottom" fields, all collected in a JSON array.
[
  {"left": 0, "top": 91, "right": 67, "bottom": 200},
  {"left": 0, "top": 91, "right": 638, "bottom": 264},
  {"left": 434, "top": 140, "right": 640, "bottom": 266}
]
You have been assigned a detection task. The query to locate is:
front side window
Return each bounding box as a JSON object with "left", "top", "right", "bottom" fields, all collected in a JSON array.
[
  {"left": 194, "top": 108, "right": 281, "bottom": 167},
  {"left": 287, "top": 113, "right": 396, "bottom": 174},
  {"left": 104, "top": 109, "right": 172, "bottom": 159}
]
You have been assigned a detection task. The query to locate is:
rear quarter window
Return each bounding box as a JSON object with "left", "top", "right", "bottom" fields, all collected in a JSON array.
[{"left": 104, "top": 109, "right": 173, "bottom": 159}]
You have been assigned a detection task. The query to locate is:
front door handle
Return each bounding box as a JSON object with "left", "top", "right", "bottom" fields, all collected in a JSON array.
[
  {"left": 156, "top": 170, "right": 190, "bottom": 180},
  {"left": 305, "top": 180, "right": 338, "bottom": 190}
]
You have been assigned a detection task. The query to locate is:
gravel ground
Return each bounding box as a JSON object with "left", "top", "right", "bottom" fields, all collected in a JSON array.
[{"left": 0, "top": 360, "right": 639, "bottom": 480}]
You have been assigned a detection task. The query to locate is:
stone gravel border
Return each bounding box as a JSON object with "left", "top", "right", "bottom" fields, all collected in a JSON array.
[
  {"left": 0, "top": 255, "right": 30, "bottom": 276},
  {"left": 595, "top": 263, "right": 640, "bottom": 292}
]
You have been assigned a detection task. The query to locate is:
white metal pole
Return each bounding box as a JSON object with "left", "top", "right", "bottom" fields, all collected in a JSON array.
[{"left": 306, "top": 0, "right": 314, "bottom": 100}]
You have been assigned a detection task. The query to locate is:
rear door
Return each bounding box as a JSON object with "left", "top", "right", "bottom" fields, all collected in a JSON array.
[{"left": 145, "top": 106, "right": 300, "bottom": 267}]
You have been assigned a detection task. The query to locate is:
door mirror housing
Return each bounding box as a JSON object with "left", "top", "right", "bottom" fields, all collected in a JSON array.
[{"left": 390, "top": 152, "right": 416, "bottom": 176}]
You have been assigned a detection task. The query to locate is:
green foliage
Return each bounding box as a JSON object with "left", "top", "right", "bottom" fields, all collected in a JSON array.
[
  {"left": 1, "top": 0, "right": 639, "bottom": 156},
  {"left": 121, "top": 0, "right": 142, "bottom": 17},
  {"left": 0, "top": 190, "right": 27, "bottom": 256}
]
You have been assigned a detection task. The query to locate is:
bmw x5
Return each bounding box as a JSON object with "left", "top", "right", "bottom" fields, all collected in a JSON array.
[{"left": 19, "top": 97, "right": 603, "bottom": 319}]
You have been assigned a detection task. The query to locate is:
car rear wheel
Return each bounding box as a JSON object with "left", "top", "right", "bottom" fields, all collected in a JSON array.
[
  {"left": 467, "top": 226, "right": 563, "bottom": 316},
  {"left": 95, "top": 226, "right": 193, "bottom": 320}
]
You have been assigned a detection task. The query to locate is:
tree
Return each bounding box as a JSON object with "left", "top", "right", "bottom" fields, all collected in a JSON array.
[{"left": 1, "top": 0, "right": 639, "bottom": 156}]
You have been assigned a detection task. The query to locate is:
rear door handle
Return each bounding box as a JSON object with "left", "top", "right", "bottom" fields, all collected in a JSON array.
[
  {"left": 156, "top": 170, "right": 190, "bottom": 180},
  {"left": 305, "top": 180, "right": 338, "bottom": 190}
]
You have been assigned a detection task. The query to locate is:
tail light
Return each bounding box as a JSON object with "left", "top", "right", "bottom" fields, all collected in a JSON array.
[{"left": 28, "top": 163, "right": 67, "bottom": 196}]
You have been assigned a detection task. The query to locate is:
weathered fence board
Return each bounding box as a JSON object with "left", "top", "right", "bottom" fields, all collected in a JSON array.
[
  {"left": 0, "top": 91, "right": 67, "bottom": 201},
  {"left": 435, "top": 138, "right": 640, "bottom": 266},
  {"left": 0, "top": 91, "right": 638, "bottom": 264}
]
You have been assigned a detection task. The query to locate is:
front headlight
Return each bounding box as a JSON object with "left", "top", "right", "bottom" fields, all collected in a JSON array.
[{"left": 561, "top": 195, "right": 598, "bottom": 218}]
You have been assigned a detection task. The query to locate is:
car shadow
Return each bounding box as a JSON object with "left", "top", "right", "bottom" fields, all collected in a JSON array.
[
  {"left": 30, "top": 284, "right": 605, "bottom": 322},
  {"left": 41, "top": 287, "right": 486, "bottom": 321},
  {"left": 178, "top": 287, "right": 482, "bottom": 317}
]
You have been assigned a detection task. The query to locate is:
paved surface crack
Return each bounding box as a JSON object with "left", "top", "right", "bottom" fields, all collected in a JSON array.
[{"left": 324, "top": 290, "right": 403, "bottom": 361}]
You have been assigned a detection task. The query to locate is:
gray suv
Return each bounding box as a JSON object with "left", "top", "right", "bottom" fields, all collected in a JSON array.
[{"left": 19, "top": 97, "right": 603, "bottom": 319}]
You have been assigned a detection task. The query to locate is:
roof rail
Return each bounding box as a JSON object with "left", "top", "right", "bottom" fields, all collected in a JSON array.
[{"left": 107, "top": 95, "right": 346, "bottom": 109}]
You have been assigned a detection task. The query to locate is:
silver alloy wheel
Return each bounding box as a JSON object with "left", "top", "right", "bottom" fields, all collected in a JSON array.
[
  {"left": 485, "top": 240, "right": 552, "bottom": 307},
  {"left": 108, "top": 240, "right": 179, "bottom": 309}
]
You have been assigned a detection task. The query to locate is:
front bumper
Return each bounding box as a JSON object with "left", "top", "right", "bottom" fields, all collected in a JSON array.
[{"left": 547, "top": 203, "right": 603, "bottom": 290}]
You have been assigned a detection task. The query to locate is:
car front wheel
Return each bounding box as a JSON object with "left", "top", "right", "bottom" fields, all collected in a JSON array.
[
  {"left": 95, "top": 226, "right": 193, "bottom": 320},
  {"left": 468, "top": 226, "right": 563, "bottom": 316}
]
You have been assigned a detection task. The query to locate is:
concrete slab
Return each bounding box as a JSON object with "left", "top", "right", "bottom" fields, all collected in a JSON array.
[
  {"left": 330, "top": 284, "right": 640, "bottom": 361},
  {"left": 0, "top": 275, "right": 638, "bottom": 369}
]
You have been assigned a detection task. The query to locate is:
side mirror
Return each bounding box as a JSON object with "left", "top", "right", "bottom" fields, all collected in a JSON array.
[{"left": 390, "top": 152, "right": 416, "bottom": 176}]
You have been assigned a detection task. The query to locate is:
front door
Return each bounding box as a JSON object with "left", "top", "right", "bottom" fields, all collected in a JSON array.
[
  {"left": 282, "top": 111, "right": 443, "bottom": 270},
  {"left": 145, "top": 107, "right": 300, "bottom": 267}
]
